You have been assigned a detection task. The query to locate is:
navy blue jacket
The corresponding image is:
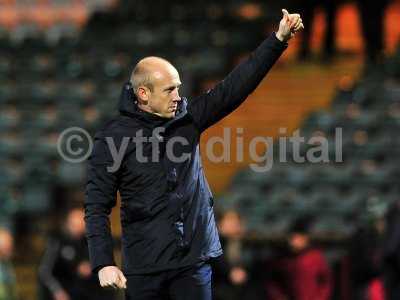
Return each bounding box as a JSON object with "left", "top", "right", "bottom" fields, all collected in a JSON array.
[{"left": 84, "top": 33, "right": 287, "bottom": 275}]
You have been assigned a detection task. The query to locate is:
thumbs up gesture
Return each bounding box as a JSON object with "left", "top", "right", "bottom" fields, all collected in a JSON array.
[{"left": 276, "top": 9, "right": 304, "bottom": 42}]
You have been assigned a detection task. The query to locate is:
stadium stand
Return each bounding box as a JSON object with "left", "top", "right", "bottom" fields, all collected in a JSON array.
[
  {"left": 216, "top": 53, "right": 400, "bottom": 241},
  {"left": 1, "top": 0, "right": 400, "bottom": 298}
]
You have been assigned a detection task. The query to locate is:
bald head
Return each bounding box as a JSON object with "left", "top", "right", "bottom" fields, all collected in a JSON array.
[
  {"left": 129, "top": 56, "right": 182, "bottom": 118},
  {"left": 130, "top": 56, "right": 177, "bottom": 96}
]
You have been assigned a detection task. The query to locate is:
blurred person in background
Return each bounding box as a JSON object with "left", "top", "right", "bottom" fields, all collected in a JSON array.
[
  {"left": 38, "top": 208, "right": 115, "bottom": 300},
  {"left": 285, "top": 218, "right": 332, "bottom": 300},
  {"left": 351, "top": 197, "right": 400, "bottom": 300},
  {"left": 356, "top": 0, "right": 391, "bottom": 68},
  {"left": 213, "top": 210, "right": 262, "bottom": 300},
  {"left": 286, "top": 218, "right": 332, "bottom": 300},
  {"left": 267, "top": 218, "right": 332, "bottom": 300},
  {"left": 382, "top": 199, "right": 400, "bottom": 300},
  {"left": 292, "top": 0, "right": 339, "bottom": 61},
  {"left": 0, "top": 227, "right": 17, "bottom": 300},
  {"left": 349, "top": 200, "right": 387, "bottom": 300}
]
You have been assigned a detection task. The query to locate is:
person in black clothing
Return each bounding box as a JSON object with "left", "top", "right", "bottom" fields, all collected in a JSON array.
[
  {"left": 292, "top": 0, "right": 338, "bottom": 61},
  {"left": 84, "top": 9, "right": 303, "bottom": 300},
  {"left": 351, "top": 223, "right": 386, "bottom": 299},
  {"left": 38, "top": 208, "right": 115, "bottom": 300},
  {"left": 212, "top": 210, "right": 262, "bottom": 300},
  {"left": 212, "top": 210, "right": 268, "bottom": 300},
  {"left": 356, "top": 0, "right": 390, "bottom": 67},
  {"left": 350, "top": 198, "right": 400, "bottom": 300},
  {"left": 383, "top": 199, "right": 400, "bottom": 300}
]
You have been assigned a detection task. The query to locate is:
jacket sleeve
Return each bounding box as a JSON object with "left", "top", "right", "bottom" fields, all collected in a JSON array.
[
  {"left": 188, "top": 32, "right": 287, "bottom": 132},
  {"left": 84, "top": 131, "right": 119, "bottom": 273},
  {"left": 38, "top": 238, "right": 63, "bottom": 294}
]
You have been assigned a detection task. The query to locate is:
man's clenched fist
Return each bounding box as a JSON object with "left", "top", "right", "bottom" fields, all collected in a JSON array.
[
  {"left": 98, "top": 266, "right": 127, "bottom": 289},
  {"left": 276, "top": 8, "right": 304, "bottom": 42}
]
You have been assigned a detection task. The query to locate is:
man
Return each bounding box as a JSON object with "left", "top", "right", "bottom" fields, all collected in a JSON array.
[
  {"left": 293, "top": 0, "right": 338, "bottom": 61},
  {"left": 213, "top": 210, "right": 262, "bottom": 300},
  {"left": 265, "top": 218, "right": 332, "bottom": 300},
  {"left": 356, "top": 0, "right": 390, "bottom": 67},
  {"left": 39, "top": 208, "right": 115, "bottom": 300},
  {"left": 285, "top": 218, "right": 332, "bottom": 300},
  {"left": 0, "top": 228, "right": 17, "bottom": 300},
  {"left": 84, "top": 9, "right": 303, "bottom": 300}
]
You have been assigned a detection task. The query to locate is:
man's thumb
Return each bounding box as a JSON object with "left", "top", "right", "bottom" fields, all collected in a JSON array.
[
  {"left": 119, "top": 274, "right": 127, "bottom": 289},
  {"left": 282, "top": 9, "right": 289, "bottom": 20}
]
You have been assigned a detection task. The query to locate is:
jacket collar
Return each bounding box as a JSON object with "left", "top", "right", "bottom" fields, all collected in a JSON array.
[{"left": 118, "top": 81, "right": 188, "bottom": 126}]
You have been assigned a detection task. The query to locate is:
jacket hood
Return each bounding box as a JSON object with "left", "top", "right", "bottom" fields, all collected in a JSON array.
[{"left": 118, "top": 81, "right": 188, "bottom": 122}]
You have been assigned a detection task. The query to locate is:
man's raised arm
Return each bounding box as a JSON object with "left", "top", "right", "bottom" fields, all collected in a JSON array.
[{"left": 188, "top": 9, "right": 303, "bottom": 132}]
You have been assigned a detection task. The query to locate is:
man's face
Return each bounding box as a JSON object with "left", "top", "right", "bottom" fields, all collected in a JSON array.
[{"left": 144, "top": 66, "right": 182, "bottom": 119}]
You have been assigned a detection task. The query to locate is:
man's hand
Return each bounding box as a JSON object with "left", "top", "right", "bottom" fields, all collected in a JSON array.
[
  {"left": 98, "top": 266, "right": 127, "bottom": 289},
  {"left": 276, "top": 9, "right": 304, "bottom": 42}
]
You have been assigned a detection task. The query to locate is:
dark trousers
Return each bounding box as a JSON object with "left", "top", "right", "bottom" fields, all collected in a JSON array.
[
  {"left": 125, "top": 262, "right": 212, "bottom": 300},
  {"left": 357, "top": 0, "right": 389, "bottom": 64},
  {"left": 294, "top": 0, "right": 338, "bottom": 59}
]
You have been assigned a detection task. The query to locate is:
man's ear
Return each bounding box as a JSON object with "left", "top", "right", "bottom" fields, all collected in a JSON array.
[{"left": 137, "top": 86, "right": 150, "bottom": 103}]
